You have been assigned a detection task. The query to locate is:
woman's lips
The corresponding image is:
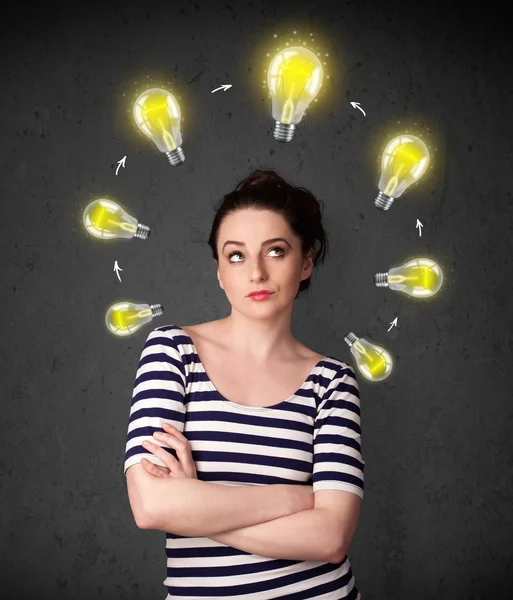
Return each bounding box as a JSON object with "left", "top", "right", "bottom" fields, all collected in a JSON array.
[{"left": 249, "top": 292, "right": 274, "bottom": 301}]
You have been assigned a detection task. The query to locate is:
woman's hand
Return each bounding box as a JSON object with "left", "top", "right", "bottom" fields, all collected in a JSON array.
[{"left": 140, "top": 422, "right": 198, "bottom": 480}]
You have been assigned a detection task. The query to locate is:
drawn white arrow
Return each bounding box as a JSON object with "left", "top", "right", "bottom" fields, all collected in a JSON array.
[
  {"left": 350, "top": 101, "right": 366, "bottom": 117},
  {"left": 113, "top": 260, "right": 123, "bottom": 283},
  {"left": 116, "top": 156, "right": 127, "bottom": 176},
  {"left": 416, "top": 219, "right": 424, "bottom": 237},
  {"left": 211, "top": 84, "right": 232, "bottom": 94},
  {"left": 387, "top": 316, "right": 398, "bottom": 332}
]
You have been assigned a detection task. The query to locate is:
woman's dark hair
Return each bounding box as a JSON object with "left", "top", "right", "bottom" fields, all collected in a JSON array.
[{"left": 207, "top": 169, "right": 329, "bottom": 299}]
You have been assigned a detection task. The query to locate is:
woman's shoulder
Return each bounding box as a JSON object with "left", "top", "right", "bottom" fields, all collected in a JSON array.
[
  {"left": 178, "top": 320, "right": 219, "bottom": 342},
  {"left": 153, "top": 321, "right": 223, "bottom": 351}
]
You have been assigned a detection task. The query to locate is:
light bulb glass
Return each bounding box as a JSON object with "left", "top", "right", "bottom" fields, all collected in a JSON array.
[
  {"left": 375, "top": 134, "right": 430, "bottom": 210},
  {"left": 83, "top": 198, "right": 150, "bottom": 240},
  {"left": 267, "top": 46, "right": 323, "bottom": 141},
  {"left": 133, "top": 88, "right": 185, "bottom": 165},
  {"left": 105, "top": 302, "right": 163, "bottom": 337},
  {"left": 375, "top": 257, "right": 444, "bottom": 298},
  {"left": 344, "top": 332, "right": 394, "bottom": 382}
]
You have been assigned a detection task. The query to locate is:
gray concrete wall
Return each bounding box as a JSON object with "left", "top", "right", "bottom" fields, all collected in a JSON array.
[{"left": 1, "top": 1, "right": 512, "bottom": 598}]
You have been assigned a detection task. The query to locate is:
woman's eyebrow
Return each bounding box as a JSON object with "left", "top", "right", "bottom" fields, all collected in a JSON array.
[{"left": 222, "top": 237, "right": 291, "bottom": 251}]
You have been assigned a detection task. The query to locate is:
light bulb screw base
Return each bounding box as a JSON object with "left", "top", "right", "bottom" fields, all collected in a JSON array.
[
  {"left": 375, "top": 191, "right": 394, "bottom": 211},
  {"left": 150, "top": 304, "right": 164, "bottom": 317},
  {"left": 273, "top": 121, "right": 295, "bottom": 142},
  {"left": 344, "top": 332, "right": 359, "bottom": 347},
  {"left": 134, "top": 223, "right": 150, "bottom": 240},
  {"left": 374, "top": 272, "right": 389, "bottom": 287},
  {"left": 165, "top": 147, "right": 185, "bottom": 166}
]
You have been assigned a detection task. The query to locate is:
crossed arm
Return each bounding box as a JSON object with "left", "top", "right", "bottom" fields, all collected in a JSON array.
[
  {"left": 207, "top": 502, "right": 342, "bottom": 563},
  {"left": 142, "top": 474, "right": 343, "bottom": 564}
]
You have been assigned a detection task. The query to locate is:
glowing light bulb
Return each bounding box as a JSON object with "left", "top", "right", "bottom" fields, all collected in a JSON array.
[
  {"left": 267, "top": 46, "right": 323, "bottom": 142},
  {"left": 83, "top": 198, "right": 150, "bottom": 240},
  {"left": 105, "top": 302, "right": 163, "bottom": 337},
  {"left": 375, "top": 134, "right": 430, "bottom": 211},
  {"left": 344, "top": 332, "right": 394, "bottom": 382},
  {"left": 133, "top": 88, "right": 185, "bottom": 166},
  {"left": 374, "top": 257, "right": 444, "bottom": 298}
]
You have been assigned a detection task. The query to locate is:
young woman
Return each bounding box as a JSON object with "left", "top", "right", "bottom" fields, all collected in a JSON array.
[{"left": 124, "top": 169, "right": 365, "bottom": 599}]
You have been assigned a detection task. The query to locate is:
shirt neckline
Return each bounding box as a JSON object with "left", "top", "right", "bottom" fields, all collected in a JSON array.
[{"left": 173, "top": 324, "right": 327, "bottom": 412}]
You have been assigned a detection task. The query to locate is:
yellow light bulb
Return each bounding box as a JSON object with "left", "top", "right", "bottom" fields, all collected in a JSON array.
[
  {"left": 375, "top": 134, "right": 430, "bottom": 210},
  {"left": 83, "top": 198, "right": 150, "bottom": 240},
  {"left": 133, "top": 88, "right": 185, "bottom": 166},
  {"left": 374, "top": 257, "right": 444, "bottom": 298},
  {"left": 105, "top": 302, "right": 163, "bottom": 337},
  {"left": 344, "top": 332, "right": 394, "bottom": 382},
  {"left": 267, "top": 46, "right": 323, "bottom": 142}
]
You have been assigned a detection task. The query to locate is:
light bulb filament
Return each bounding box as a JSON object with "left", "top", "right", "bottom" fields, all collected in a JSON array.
[
  {"left": 355, "top": 340, "right": 389, "bottom": 378},
  {"left": 162, "top": 128, "right": 176, "bottom": 151},
  {"left": 282, "top": 98, "right": 294, "bottom": 123},
  {"left": 384, "top": 175, "right": 399, "bottom": 196},
  {"left": 90, "top": 207, "right": 137, "bottom": 235},
  {"left": 112, "top": 308, "right": 152, "bottom": 329},
  {"left": 105, "top": 302, "right": 162, "bottom": 336}
]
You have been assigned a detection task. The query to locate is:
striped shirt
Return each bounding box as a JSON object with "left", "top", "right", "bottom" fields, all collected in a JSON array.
[{"left": 124, "top": 324, "right": 365, "bottom": 599}]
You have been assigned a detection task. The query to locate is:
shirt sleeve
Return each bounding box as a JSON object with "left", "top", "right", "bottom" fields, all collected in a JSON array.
[
  {"left": 312, "top": 363, "right": 365, "bottom": 499},
  {"left": 123, "top": 327, "right": 187, "bottom": 475}
]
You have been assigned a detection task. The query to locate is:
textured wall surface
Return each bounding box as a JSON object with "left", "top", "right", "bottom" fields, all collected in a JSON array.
[{"left": 1, "top": 0, "right": 512, "bottom": 598}]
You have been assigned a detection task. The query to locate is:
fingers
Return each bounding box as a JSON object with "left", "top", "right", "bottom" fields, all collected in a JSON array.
[
  {"left": 153, "top": 431, "right": 188, "bottom": 454},
  {"left": 142, "top": 439, "right": 178, "bottom": 471},
  {"left": 141, "top": 423, "right": 196, "bottom": 479},
  {"left": 162, "top": 422, "right": 185, "bottom": 440},
  {"left": 154, "top": 464, "right": 172, "bottom": 475},
  {"left": 160, "top": 424, "right": 189, "bottom": 451},
  {"left": 141, "top": 458, "right": 165, "bottom": 477},
  {"left": 154, "top": 425, "right": 195, "bottom": 479}
]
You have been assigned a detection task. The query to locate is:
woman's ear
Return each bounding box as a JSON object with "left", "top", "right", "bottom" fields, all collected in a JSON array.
[
  {"left": 301, "top": 249, "right": 314, "bottom": 280},
  {"left": 304, "top": 248, "right": 313, "bottom": 268}
]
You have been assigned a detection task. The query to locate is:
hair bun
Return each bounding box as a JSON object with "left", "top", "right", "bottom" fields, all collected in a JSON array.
[{"left": 237, "top": 169, "right": 286, "bottom": 191}]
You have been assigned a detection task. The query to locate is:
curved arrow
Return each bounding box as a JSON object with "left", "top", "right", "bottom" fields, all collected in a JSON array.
[
  {"left": 113, "top": 260, "right": 123, "bottom": 283},
  {"left": 116, "top": 156, "right": 126, "bottom": 176},
  {"left": 211, "top": 84, "right": 232, "bottom": 94},
  {"left": 350, "top": 101, "right": 366, "bottom": 117}
]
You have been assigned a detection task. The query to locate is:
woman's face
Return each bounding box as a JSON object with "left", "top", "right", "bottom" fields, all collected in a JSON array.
[{"left": 216, "top": 208, "right": 313, "bottom": 308}]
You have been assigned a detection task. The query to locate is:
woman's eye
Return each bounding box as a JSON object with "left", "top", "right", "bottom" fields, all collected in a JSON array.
[{"left": 228, "top": 247, "right": 285, "bottom": 263}]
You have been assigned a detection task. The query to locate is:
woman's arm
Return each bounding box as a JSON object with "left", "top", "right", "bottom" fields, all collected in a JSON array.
[
  {"left": 148, "top": 476, "right": 334, "bottom": 563},
  {"left": 207, "top": 507, "right": 340, "bottom": 563},
  {"left": 146, "top": 476, "right": 312, "bottom": 536}
]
